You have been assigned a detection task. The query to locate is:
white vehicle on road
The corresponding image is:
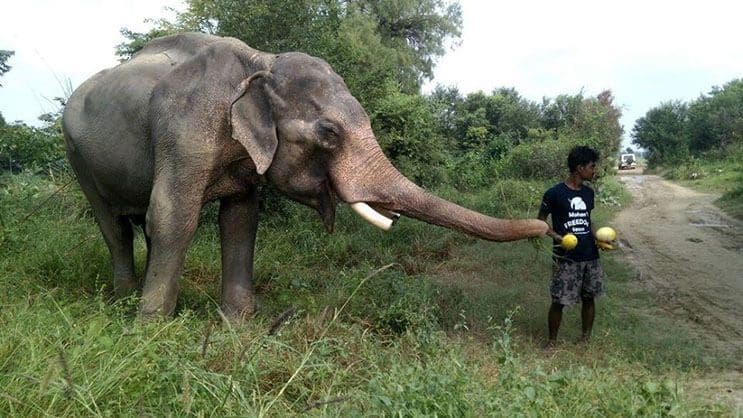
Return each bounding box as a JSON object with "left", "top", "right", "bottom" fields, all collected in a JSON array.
[{"left": 618, "top": 153, "right": 637, "bottom": 170}]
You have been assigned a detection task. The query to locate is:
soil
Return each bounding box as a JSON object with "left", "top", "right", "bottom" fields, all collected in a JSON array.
[{"left": 614, "top": 167, "right": 743, "bottom": 409}]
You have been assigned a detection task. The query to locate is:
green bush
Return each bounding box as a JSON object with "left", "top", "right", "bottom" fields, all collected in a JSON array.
[
  {"left": 372, "top": 90, "right": 449, "bottom": 187},
  {"left": 595, "top": 175, "right": 627, "bottom": 208},
  {"left": 664, "top": 157, "right": 706, "bottom": 181},
  {"left": 0, "top": 123, "right": 66, "bottom": 174},
  {"left": 498, "top": 138, "right": 574, "bottom": 181},
  {"left": 367, "top": 353, "right": 471, "bottom": 416},
  {"left": 348, "top": 270, "right": 439, "bottom": 336},
  {"left": 447, "top": 151, "right": 494, "bottom": 190}
]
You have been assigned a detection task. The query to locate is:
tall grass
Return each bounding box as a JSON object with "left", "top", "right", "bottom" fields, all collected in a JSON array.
[{"left": 0, "top": 172, "right": 734, "bottom": 416}]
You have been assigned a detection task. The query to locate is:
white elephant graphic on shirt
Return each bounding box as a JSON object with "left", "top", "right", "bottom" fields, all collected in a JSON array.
[{"left": 569, "top": 197, "right": 587, "bottom": 210}]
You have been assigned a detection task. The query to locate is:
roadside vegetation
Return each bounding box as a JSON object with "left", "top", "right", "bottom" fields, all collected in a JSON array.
[
  {"left": 1, "top": 0, "right": 740, "bottom": 415},
  {"left": 631, "top": 79, "right": 743, "bottom": 219}
]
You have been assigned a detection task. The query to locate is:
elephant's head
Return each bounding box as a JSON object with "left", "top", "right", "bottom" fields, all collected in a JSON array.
[{"left": 231, "top": 52, "right": 548, "bottom": 241}]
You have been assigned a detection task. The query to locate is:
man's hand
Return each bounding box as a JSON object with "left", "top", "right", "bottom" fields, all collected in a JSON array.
[{"left": 596, "top": 241, "right": 615, "bottom": 251}]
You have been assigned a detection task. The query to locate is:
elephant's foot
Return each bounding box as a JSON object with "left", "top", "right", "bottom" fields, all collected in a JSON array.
[
  {"left": 113, "top": 276, "right": 139, "bottom": 298},
  {"left": 221, "top": 288, "right": 256, "bottom": 321},
  {"left": 221, "top": 301, "right": 256, "bottom": 321},
  {"left": 138, "top": 282, "right": 179, "bottom": 319}
]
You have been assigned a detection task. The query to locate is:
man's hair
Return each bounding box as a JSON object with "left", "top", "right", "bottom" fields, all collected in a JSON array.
[{"left": 567, "top": 146, "right": 599, "bottom": 172}]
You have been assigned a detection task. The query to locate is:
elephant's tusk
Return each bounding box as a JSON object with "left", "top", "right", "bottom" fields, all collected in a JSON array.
[
  {"left": 372, "top": 207, "right": 401, "bottom": 223},
  {"left": 350, "top": 202, "right": 395, "bottom": 231}
]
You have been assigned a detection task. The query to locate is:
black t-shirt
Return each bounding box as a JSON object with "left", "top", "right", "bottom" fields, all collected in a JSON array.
[{"left": 540, "top": 182, "right": 599, "bottom": 262}]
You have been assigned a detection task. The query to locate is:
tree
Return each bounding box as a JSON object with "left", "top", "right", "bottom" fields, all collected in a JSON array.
[
  {"left": 1, "top": 50, "right": 15, "bottom": 124},
  {"left": 427, "top": 84, "right": 463, "bottom": 142},
  {"left": 631, "top": 101, "right": 688, "bottom": 167},
  {"left": 687, "top": 78, "right": 743, "bottom": 153},
  {"left": 372, "top": 90, "right": 448, "bottom": 186},
  {"left": 0, "top": 50, "right": 13, "bottom": 87},
  {"left": 537, "top": 90, "right": 622, "bottom": 169},
  {"left": 485, "top": 87, "right": 540, "bottom": 142},
  {"left": 356, "top": 0, "right": 462, "bottom": 92},
  {"left": 116, "top": 0, "right": 462, "bottom": 97},
  {"left": 539, "top": 93, "right": 585, "bottom": 132}
]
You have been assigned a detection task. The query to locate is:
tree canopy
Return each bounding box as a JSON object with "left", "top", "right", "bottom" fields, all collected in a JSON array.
[
  {"left": 117, "top": 0, "right": 461, "bottom": 97},
  {"left": 631, "top": 101, "right": 689, "bottom": 167},
  {"left": 632, "top": 79, "right": 743, "bottom": 167}
]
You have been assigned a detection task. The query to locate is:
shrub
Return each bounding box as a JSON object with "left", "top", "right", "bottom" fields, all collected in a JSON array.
[
  {"left": 664, "top": 157, "right": 706, "bottom": 180},
  {"left": 0, "top": 123, "right": 65, "bottom": 174},
  {"left": 367, "top": 353, "right": 471, "bottom": 416},
  {"left": 371, "top": 90, "right": 449, "bottom": 188},
  {"left": 497, "top": 138, "right": 574, "bottom": 181},
  {"left": 349, "top": 270, "right": 439, "bottom": 336}
]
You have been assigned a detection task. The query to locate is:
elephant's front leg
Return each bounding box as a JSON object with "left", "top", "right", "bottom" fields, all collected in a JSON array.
[
  {"left": 219, "top": 189, "right": 259, "bottom": 319},
  {"left": 139, "top": 180, "right": 203, "bottom": 318}
]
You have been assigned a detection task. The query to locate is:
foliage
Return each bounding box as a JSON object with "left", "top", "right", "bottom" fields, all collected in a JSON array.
[
  {"left": 540, "top": 90, "right": 623, "bottom": 170},
  {"left": 631, "top": 101, "right": 689, "bottom": 168},
  {"left": 186, "top": 0, "right": 344, "bottom": 55},
  {"left": 426, "top": 87, "right": 622, "bottom": 183},
  {"left": 371, "top": 88, "right": 448, "bottom": 187},
  {"left": 116, "top": 0, "right": 462, "bottom": 98},
  {"left": 0, "top": 49, "right": 13, "bottom": 86},
  {"left": 355, "top": 0, "right": 462, "bottom": 92},
  {"left": 497, "top": 137, "right": 575, "bottom": 180},
  {"left": 687, "top": 78, "right": 743, "bottom": 153},
  {"left": 633, "top": 78, "right": 743, "bottom": 168},
  {"left": 0, "top": 121, "right": 66, "bottom": 174},
  {"left": 319, "top": 13, "right": 400, "bottom": 108}
]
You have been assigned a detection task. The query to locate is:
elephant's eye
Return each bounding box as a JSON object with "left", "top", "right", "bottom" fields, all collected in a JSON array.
[{"left": 316, "top": 120, "right": 340, "bottom": 148}]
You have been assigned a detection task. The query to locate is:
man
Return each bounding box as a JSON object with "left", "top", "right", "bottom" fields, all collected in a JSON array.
[{"left": 538, "top": 146, "right": 605, "bottom": 348}]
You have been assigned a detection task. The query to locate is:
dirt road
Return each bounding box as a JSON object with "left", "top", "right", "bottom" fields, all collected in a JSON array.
[{"left": 614, "top": 170, "right": 743, "bottom": 406}]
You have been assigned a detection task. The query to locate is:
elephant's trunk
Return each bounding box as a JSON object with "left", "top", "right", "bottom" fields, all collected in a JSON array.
[
  {"left": 384, "top": 176, "right": 547, "bottom": 241},
  {"left": 332, "top": 146, "right": 548, "bottom": 242}
]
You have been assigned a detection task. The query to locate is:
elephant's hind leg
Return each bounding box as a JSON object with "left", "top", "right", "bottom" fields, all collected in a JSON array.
[{"left": 69, "top": 160, "right": 137, "bottom": 296}]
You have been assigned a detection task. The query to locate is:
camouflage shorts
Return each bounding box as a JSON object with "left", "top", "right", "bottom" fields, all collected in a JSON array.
[{"left": 550, "top": 259, "right": 605, "bottom": 306}]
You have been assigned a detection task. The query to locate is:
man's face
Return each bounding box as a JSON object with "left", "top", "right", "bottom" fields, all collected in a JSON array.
[{"left": 577, "top": 161, "right": 597, "bottom": 181}]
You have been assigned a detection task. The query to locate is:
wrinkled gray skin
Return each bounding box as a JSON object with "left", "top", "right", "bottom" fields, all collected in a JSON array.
[{"left": 63, "top": 33, "right": 548, "bottom": 319}]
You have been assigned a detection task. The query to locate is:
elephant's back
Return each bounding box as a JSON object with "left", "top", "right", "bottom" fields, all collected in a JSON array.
[
  {"left": 64, "top": 33, "right": 226, "bottom": 149},
  {"left": 62, "top": 41, "right": 203, "bottom": 214},
  {"left": 62, "top": 33, "right": 235, "bottom": 215}
]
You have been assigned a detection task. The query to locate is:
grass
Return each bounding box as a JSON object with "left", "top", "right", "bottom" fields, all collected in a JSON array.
[
  {"left": 0, "top": 171, "right": 735, "bottom": 416},
  {"left": 660, "top": 148, "right": 743, "bottom": 219}
]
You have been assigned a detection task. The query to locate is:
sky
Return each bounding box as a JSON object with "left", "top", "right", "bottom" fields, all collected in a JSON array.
[{"left": 1, "top": 0, "right": 742, "bottom": 149}]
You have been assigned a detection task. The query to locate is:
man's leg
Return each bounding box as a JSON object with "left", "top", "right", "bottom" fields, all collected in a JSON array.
[
  {"left": 581, "top": 297, "right": 595, "bottom": 341},
  {"left": 548, "top": 302, "right": 563, "bottom": 346}
]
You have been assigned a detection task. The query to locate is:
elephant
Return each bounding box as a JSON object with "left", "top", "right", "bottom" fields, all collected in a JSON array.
[{"left": 62, "top": 32, "right": 548, "bottom": 319}]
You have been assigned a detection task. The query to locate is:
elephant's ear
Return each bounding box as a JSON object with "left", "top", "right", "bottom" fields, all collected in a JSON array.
[{"left": 230, "top": 71, "right": 277, "bottom": 175}]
